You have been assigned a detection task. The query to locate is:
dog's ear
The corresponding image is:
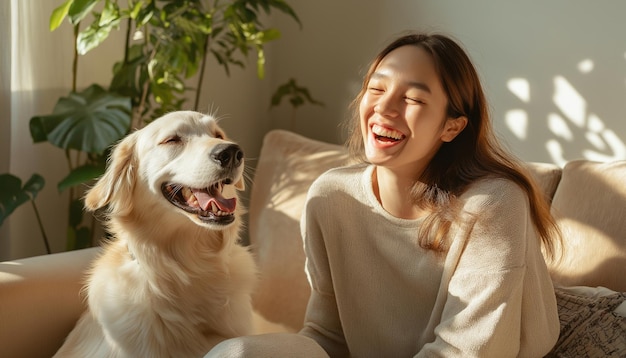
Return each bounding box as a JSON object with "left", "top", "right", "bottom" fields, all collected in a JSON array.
[{"left": 84, "top": 132, "right": 137, "bottom": 215}]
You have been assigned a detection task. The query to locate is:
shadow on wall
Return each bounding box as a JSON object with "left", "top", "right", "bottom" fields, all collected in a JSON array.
[{"left": 504, "top": 55, "right": 626, "bottom": 166}]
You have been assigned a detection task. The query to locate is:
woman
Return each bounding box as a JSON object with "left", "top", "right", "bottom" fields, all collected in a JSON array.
[
  {"left": 299, "top": 32, "right": 560, "bottom": 357},
  {"left": 209, "top": 32, "right": 560, "bottom": 358}
]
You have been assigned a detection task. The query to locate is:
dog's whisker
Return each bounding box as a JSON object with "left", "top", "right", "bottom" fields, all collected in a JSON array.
[
  {"left": 242, "top": 169, "right": 255, "bottom": 189},
  {"left": 165, "top": 183, "right": 184, "bottom": 201}
]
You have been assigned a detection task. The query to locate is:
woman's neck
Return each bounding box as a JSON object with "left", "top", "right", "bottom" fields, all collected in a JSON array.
[{"left": 372, "top": 166, "right": 426, "bottom": 220}]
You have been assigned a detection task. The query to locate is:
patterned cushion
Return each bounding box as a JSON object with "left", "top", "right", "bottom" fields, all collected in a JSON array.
[{"left": 546, "top": 287, "right": 626, "bottom": 357}]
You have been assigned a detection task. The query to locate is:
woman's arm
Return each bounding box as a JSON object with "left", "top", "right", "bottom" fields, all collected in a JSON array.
[
  {"left": 298, "top": 189, "right": 350, "bottom": 357},
  {"left": 417, "top": 179, "right": 559, "bottom": 358}
]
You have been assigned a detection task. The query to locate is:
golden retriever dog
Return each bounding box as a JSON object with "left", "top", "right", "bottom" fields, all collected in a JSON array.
[{"left": 54, "top": 111, "right": 261, "bottom": 357}]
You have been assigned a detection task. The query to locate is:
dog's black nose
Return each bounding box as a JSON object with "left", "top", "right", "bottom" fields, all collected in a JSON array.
[{"left": 211, "top": 144, "right": 243, "bottom": 168}]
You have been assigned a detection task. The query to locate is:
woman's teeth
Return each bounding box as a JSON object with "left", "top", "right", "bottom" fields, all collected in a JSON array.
[{"left": 372, "top": 124, "right": 404, "bottom": 141}]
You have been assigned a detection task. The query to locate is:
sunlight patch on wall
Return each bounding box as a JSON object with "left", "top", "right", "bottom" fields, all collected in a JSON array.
[
  {"left": 553, "top": 76, "right": 586, "bottom": 128},
  {"left": 505, "top": 109, "right": 528, "bottom": 140},
  {"left": 585, "top": 114, "right": 606, "bottom": 151},
  {"left": 505, "top": 62, "right": 626, "bottom": 166},
  {"left": 577, "top": 59, "right": 594, "bottom": 73},
  {"left": 548, "top": 113, "right": 573, "bottom": 141},
  {"left": 507, "top": 78, "right": 530, "bottom": 103},
  {"left": 584, "top": 129, "right": 626, "bottom": 162},
  {"left": 546, "top": 139, "right": 567, "bottom": 167}
]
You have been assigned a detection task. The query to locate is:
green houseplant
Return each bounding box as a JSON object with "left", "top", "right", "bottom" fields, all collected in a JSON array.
[
  {"left": 16, "top": 0, "right": 303, "bottom": 251},
  {"left": 270, "top": 77, "right": 324, "bottom": 130},
  {"left": 0, "top": 174, "right": 49, "bottom": 253}
]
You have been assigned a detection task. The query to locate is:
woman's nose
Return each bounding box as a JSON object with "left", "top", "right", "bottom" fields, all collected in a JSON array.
[{"left": 374, "top": 93, "right": 399, "bottom": 117}]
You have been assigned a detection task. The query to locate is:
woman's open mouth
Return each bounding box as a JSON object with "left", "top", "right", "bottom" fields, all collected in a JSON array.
[{"left": 372, "top": 124, "right": 405, "bottom": 143}]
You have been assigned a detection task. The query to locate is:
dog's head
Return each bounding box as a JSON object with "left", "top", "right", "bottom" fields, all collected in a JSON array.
[{"left": 85, "top": 111, "right": 245, "bottom": 231}]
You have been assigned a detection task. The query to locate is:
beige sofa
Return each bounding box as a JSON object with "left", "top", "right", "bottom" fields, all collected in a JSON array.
[{"left": 1, "top": 129, "right": 625, "bottom": 357}]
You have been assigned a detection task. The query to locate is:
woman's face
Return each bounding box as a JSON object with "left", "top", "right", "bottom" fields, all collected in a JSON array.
[{"left": 359, "top": 45, "right": 464, "bottom": 178}]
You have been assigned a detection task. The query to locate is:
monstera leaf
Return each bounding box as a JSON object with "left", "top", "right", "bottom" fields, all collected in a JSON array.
[
  {"left": 57, "top": 161, "right": 106, "bottom": 192},
  {"left": 0, "top": 174, "right": 45, "bottom": 227},
  {"left": 30, "top": 84, "right": 131, "bottom": 154}
]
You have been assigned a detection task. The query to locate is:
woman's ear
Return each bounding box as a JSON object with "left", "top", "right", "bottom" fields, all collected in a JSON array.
[{"left": 441, "top": 116, "right": 468, "bottom": 142}]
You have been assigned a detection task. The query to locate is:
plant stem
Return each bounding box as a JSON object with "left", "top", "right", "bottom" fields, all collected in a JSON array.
[
  {"left": 64, "top": 148, "right": 75, "bottom": 231},
  {"left": 31, "top": 201, "right": 51, "bottom": 254},
  {"left": 134, "top": 26, "right": 159, "bottom": 129},
  {"left": 72, "top": 24, "right": 79, "bottom": 92},
  {"left": 194, "top": 34, "right": 210, "bottom": 111},
  {"left": 291, "top": 107, "right": 297, "bottom": 131},
  {"left": 124, "top": 17, "right": 131, "bottom": 64}
]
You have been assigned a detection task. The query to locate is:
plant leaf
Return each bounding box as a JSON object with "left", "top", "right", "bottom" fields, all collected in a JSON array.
[
  {"left": 0, "top": 173, "right": 45, "bottom": 227},
  {"left": 270, "top": 78, "right": 324, "bottom": 109},
  {"left": 99, "top": 0, "right": 120, "bottom": 27},
  {"left": 74, "top": 226, "right": 93, "bottom": 250},
  {"left": 252, "top": 28, "right": 280, "bottom": 45},
  {"left": 256, "top": 47, "right": 265, "bottom": 79},
  {"left": 69, "top": 198, "right": 85, "bottom": 228},
  {"left": 77, "top": 21, "right": 116, "bottom": 55},
  {"left": 50, "top": 0, "right": 75, "bottom": 31},
  {"left": 29, "top": 84, "right": 131, "bottom": 154},
  {"left": 57, "top": 162, "right": 106, "bottom": 192},
  {"left": 23, "top": 174, "right": 46, "bottom": 201},
  {"left": 68, "top": 0, "right": 101, "bottom": 25},
  {"left": 266, "top": 0, "right": 301, "bottom": 28}
]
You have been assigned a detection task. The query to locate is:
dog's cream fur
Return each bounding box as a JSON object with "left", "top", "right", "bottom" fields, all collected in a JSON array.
[{"left": 54, "top": 111, "right": 261, "bottom": 357}]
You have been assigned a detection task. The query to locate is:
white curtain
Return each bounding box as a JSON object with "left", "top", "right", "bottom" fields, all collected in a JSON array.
[
  {"left": 1, "top": 0, "right": 99, "bottom": 260},
  {"left": 1, "top": 0, "right": 11, "bottom": 258},
  {"left": 2, "top": 0, "right": 64, "bottom": 260}
]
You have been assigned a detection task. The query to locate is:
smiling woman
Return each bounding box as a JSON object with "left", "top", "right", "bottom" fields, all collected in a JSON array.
[{"left": 206, "top": 32, "right": 563, "bottom": 358}]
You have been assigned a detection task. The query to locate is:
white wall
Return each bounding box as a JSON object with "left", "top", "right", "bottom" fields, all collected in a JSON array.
[
  {"left": 268, "top": 0, "right": 626, "bottom": 166},
  {"left": 5, "top": 0, "right": 626, "bottom": 259}
]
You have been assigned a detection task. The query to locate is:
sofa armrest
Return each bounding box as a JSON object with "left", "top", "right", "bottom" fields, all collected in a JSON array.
[{"left": 0, "top": 247, "right": 100, "bottom": 358}]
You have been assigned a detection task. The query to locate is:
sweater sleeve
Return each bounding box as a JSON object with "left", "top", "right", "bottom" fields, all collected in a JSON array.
[
  {"left": 416, "top": 180, "right": 558, "bottom": 358},
  {"left": 298, "top": 182, "right": 350, "bottom": 357}
]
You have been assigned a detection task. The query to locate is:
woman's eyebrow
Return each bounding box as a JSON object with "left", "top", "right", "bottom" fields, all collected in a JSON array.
[
  {"left": 406, "top": 80, "right": 431, "bottom": 94},
  {"left": 370, "top": 72, "right": 431, "bottom": 94}
]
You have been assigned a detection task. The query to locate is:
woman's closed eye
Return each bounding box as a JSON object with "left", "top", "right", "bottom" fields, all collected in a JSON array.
[{"left": 405, "top": 96, "right": 425, "bottom": 104}]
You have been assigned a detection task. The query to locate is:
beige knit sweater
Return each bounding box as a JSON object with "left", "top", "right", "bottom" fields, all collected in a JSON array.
[{"left": 299, "top": 164, "right": 559, "bottom": 358}]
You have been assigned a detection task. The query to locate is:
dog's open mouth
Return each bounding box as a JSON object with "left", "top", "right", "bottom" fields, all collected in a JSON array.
[{"left": 161, "top": 181, "right": 236, "bottom": 224}]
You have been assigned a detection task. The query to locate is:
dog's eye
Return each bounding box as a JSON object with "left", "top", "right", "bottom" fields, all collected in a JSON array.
[
  {"left": 162, "top": 135, "right": 181, "bottom": 144},
  {"left": 215, "top": 132, "right": 224, "bottom": 139}
]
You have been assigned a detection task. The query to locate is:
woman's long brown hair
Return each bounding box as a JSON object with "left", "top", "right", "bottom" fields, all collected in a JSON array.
[{"left": 346, "top": 32, "right": 560, "bottom": 258}]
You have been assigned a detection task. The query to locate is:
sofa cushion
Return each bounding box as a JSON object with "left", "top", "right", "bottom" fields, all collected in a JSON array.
[
  {"left": 524, "top": 162, "right": 562, "bottom": 203},
  {"left": 549, "top": 160, "right": 626, "bottom": 292},
  {"left": 0, "top": 248, "right": 100, "bottom": 358},
  {"left": 248, "top": 130, "right": 351, "bottom": 330},
  {"left": 547, "top": 286, "right": 626, "bottom": 357}
]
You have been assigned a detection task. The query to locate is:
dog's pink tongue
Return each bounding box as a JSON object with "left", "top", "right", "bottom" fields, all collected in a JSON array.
[{"left": 191, "top": 189, "right": 236, "bottom": 213}]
